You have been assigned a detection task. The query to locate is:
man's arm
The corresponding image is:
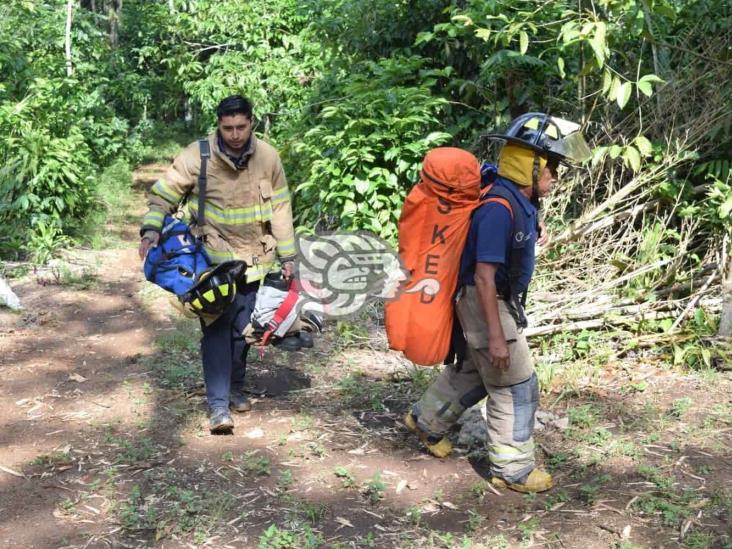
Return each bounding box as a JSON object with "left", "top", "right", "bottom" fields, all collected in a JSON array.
[
  {"left": 138, "top": 144, "right": 198, "bottom": 260},
  {"left": 269, "top": 156, "right": 296, "bottom": 277},
  {"left": 474, "top": 262, "right": 510, "bottom": 369}
]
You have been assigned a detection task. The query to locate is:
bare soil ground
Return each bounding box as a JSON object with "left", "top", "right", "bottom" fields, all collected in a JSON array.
[{"left": 0, "top": 165, "right": 730, "bottom": 548}]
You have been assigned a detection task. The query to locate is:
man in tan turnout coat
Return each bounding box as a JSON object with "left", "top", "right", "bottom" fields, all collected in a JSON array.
[{"left": 138, "top": 95, "right": 296, "bottom": 433}]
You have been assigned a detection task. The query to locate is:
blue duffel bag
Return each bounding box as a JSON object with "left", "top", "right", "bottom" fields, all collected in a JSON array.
[{"left": 143, "top": 215, "right": 211, "bottom": 296}]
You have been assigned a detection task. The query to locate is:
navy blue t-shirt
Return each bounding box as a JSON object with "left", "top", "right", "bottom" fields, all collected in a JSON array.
[{"left": 459, "top": 178, "right": 538, "bottom": 295}]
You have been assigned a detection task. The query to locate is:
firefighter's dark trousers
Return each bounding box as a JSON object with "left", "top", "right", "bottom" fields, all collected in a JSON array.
[{"left": 200, "top": 281, "right": 259, "bottom": 411}]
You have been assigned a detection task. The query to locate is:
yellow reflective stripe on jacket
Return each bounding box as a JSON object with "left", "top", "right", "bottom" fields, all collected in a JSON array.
[
  {"left": 150, "top": 179, "right": 184, "bottom": 204},
  {"left": 276, "top": 237, "right": 296, "bottom": 258},
  {"left": 203, "top": 243, "right": 276, "bottom": 282},
  {"left": 142, "top": 210, "right": 165, "bottom": 230},
  {"left": 246, "top": 262, "right": 278, "bottom": 283},
  {"left": 272, "top": 186, "right": 290, "bottom": 206},
  {"left": 203, "top": 245, "right": 235, "bottom": 264},
  {"left": 189, "top": 201, "right": 273, "bottom": 226}
]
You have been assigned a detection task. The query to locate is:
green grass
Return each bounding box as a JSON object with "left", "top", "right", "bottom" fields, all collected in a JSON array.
[
  {"left": 363, "top": 471, "right": 385, "bottom": 504},
  {"left": 567, "top": 403, "right": 601, "bottom": 429},
  {"left": 336, "top": 373, "right": 388, "bottom": 412},
  {"left": 128, "top": 120, "right": 193, "bottom": 165},
  {"left": 334, "top": 466, "right": 356, "bottom": 489},
  {"left": 117, "top": 477, "right": 235, "bottom": 543},
  {"left": 53, "top": 263, "right": 99, "bottom": 289},
  {"left": 32, "top": 451, "right": 73, "bottom": 467},
  {"left": 669, "top": 397, "right": 694, "bottom": 418},
  {"left": 80, "top": 159, "right": 137, "bottom": 250},
  {"left": 144, "top": 318, "right": 201, "bottom": 391},
  {"left": 239, "top": 451, "right": 272, "bottom": 476},
  {"left": 257, "top": 523, "right": 323, "bottom": 549},
  {"left": 104, "top": 431, "right": 157, "bottom": 464}
]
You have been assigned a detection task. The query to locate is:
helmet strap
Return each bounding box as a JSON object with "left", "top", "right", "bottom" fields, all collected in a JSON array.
[{"left": 531, "top": 154, "right": 541, "bottom": 210}]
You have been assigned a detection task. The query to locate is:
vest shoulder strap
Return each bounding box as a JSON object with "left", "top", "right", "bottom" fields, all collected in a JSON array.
[
  {"left": 480, "top": 185, "right": 529, "bottom": 250},
  {"left": 198, "top": 139, "right": 210, "bottom": 226}
]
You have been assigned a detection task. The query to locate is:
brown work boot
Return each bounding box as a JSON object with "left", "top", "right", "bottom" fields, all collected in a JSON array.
[
  {"left": 229, "top": 392, "right": 252, "bottom": 413},
  {"left": 491, "top": 468, "right": 553, "bottom": 493},
  {"left": 403, "top": 412, "right": 452, "bottom": 458},
  {"left": 209, "top": 408, "right": 234, "bottom": 434}
]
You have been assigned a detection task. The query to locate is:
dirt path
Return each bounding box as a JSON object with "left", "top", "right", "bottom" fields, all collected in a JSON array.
[{"left": 0, "top": 165, "right": 730, "bottom": 548}]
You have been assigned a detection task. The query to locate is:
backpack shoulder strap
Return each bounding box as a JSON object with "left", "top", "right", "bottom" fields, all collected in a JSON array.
[
  {"left": 198, "top": 139, "right": 211, "bottom": 226},
  {"left": 480, "top": 185, "right": 528, "bottom": 250}
]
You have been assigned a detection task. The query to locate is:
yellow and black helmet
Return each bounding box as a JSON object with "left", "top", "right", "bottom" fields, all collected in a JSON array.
[
  {"left": 180, "top": 261, "right": 245, "bottom": 316},
  {"left": 483, "top": 112, "right": 591, "bottom": 166}
]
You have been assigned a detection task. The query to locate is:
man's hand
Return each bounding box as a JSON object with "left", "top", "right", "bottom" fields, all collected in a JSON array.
[
  {"left": 474, "top": 262, "right": 511, "bottom": 370},
  {"left": 281, "top": 260, "right": 294, "bottom": 280},
  {"left": 138, "top": 230, "right": 160, "bottom": 260},
  {"left": 488, "top": 336, "right": 510, "bottom": 369},
  {"left": 537, "top": 220, "right": 549, "bottom": 246}
]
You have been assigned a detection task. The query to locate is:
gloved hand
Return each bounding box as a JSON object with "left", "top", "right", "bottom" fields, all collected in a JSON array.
[
  {"left": 138, "top": 230, "right": 160, "bottom": 260},
  {"left": 281, "top": 260, "right": 295, "bottom": 280}
]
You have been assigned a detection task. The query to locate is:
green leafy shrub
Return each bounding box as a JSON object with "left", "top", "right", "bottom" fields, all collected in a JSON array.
[{"left": 285, "top": 56, "right": 451, "bottom": 241}]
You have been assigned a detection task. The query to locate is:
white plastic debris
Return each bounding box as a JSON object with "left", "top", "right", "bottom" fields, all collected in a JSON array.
[{"left": 0, "top": 276, "right": 22, "bottom": 310}]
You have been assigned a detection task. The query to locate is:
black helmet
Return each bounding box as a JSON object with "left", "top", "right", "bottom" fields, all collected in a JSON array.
[
  {"left": 180, "top": 261, "right": 245, "bottom": 316},
  {"left": 482, "top": 112, "right": 591, "bottom": 166}
]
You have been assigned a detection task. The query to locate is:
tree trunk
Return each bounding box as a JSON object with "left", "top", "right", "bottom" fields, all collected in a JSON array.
[
  {"left": 719, "top": 253, "right": 732, "bottom": 337},
  {"left": 106, "top": 0, "right": 119, "bottom": 47},
  {"left": 65, "top": 0, "right": 74, "bottom": 77},
  {"left": 169, "top": 0, "right": 175, "bottom": 13}
]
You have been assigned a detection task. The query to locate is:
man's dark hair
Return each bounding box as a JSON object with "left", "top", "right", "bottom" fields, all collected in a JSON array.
[{"left": 216, "top": 95, "right": 253, "bottom": 120}]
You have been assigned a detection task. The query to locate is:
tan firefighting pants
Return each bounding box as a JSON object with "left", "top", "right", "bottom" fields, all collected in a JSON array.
[{"left": 411, "top": 286, "right": 539, "bottom": 482}]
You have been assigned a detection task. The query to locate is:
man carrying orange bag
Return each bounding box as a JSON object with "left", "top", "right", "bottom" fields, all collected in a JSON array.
[{"left": 403, "top": 113, "right": 591, "bottom": 493}]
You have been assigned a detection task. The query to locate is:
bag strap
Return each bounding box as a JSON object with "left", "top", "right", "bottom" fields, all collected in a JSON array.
[
  {"left": 198, "top": 139, "right": 210, "bottom": 226},
  {"left": 478, "top": 184, "right": 530, "bottom": 328}
]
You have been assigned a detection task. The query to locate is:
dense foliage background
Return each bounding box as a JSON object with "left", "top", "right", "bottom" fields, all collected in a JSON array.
[{"left": 1, "top": 0, "right": 730, "bottom": 349}]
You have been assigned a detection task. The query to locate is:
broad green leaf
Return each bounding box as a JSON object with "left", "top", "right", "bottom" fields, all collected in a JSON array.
[
  {"left": 475, "top": 28, "right": 491, "bottom": 41},
  {"left": 637, "top": 74, "right": 665, "bottom": 97},
  {"left": 609, "top": 145, "right": 623, "bottom": 159},
  {"left": 452, "top": 15, "right": 473, "bottom": 26},
  {"left": 673, "top": 345, "right": 684, "bottom": 364},
  {"left": 602, "top": 70, "right": 612, "bottom": 94},
  {"left": 623, "top": 145, "right": 641, "bottom": 172},
  {"left": 617, "top": 81, "right": 632, "bottom": 109},
  {"left": 634, "top": 135, "right": 653, "bottom": 156},
  {"left": 414, "top": 32, "right": 434, "bottom": 45},
  {"left": 701, "top": 348, "right": 712, "bottom": 367},
  {"left": 719, "top": 197, "right": 732, "bottom": 219},
  {"left": 557, "top": 57, "right": 566, "bottom": 78},
  {"left": 343, "top": 200, "right": 357, "bottom": 216},
  {"left": 589, "top": 23, "right": 606, "bottom": 68},
  {"left": 608, "top": 76, "right": 621, "bottom": 101},
  {"left": 608, "top": 145, "right": 623, "bottom": 158},
  {"left": 694, "top": 308, "right": 706, "bottom": 327},
  {"left": 595, "top": 21, "right": 607, "bottom": 45},
  {"left": 589, "top": 37, "right": 605, "bottom": 67},
  {"left": 519, "top": 31, "right": 529, "bottom": 54},
  {"left": 354, "top": 179, "right": 370, "bottom": 195},
  {"left": 638, "top": 74, "right": 665, "bottom": 84},
  {"left": 424, "top": 131, "right": 452, "bottom": 144},
  {"left": 591, "top": 146, "right": 608, "bottom": 166},
  {"left": 636, "top": 80, "right": 653, "bottom": 97}
]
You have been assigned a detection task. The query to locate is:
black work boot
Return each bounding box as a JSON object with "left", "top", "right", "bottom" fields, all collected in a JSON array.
[
  {"left": 209, "top": 408, "right": 234, "bottom": 434},
  {"left": 229, "top": 392, "right": 252, "bottom": 413},
  {"left": 275, "top": 334, "right": 302, "bottom": 352},
  {"left": 298, "top": 331, "right": 314, "bottom": 348}
]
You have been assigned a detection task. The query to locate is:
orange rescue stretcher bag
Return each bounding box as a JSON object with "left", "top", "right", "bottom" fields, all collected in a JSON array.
[{"left": 385, "top": 147, "right": 483, "bottom": 366}]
